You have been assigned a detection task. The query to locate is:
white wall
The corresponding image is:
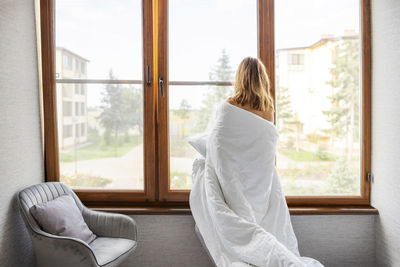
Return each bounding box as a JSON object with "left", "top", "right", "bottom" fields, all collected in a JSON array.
[
  {"left": 0, "top": 0, "right": 43, "bottom": 266},
  {"left": 371, "top": 0, "right": 400, "bottom": 266}
]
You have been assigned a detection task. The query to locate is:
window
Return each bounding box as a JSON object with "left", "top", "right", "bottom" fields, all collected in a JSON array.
[
  {"left": 48, "top": 0, "right": 151, "bottom": 196},
  {"left": 81, "top": 85, "right": 86, "bottom": 95},
  {"left": 81, "top": 62, "right": 86, "bottom": 74},
  {"left": 75, "top": 59, "right": 80, "bottom": 72},
  {"left": 62, "top": 84, "right": 72, "bottom": 98},
  {"left": 63, "top": 125, "right": 72, "bottom": 139},
  {"left": 74, "top": 84, "right": 79, "bottom": 94},
  {"left": 75, "top": 123, "right": 80, "bottom": 138},
  {"left": 81, "top": 123, "right": 86, "bottom": 136},
  {"left": 63, "top": 54, "right": 72, "bottom": 70},
  {"left": 41, "top": 0, "right": 371, "bottom": 207},
  {"left": 287, "top": 54, "right": 304, "bottom": 66},
  {"left": 275, "top": 0, "right": 363, "bottom": 197},
  {"left": 74, "top": 102, "right": 79, "bottom": 116},
  {"left": 62, "top": 101, "right": 72, "bottom": 116},
  {"left": 163, "top": 0, "right": 257, "bottom": 197},
  {"left": 80, "top": 103, "right": 85, "bottom": 115}
]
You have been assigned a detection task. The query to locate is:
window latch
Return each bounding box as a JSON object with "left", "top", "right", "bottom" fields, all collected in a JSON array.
[
  {"left": 159, "top": 77, "right": 164, "bottom": 97},
  {"left": 146, "top": 66, "right": 151, "bottom": 86},
  {"left": 367, "top": 172, "right": 373, "bottom": 183}
]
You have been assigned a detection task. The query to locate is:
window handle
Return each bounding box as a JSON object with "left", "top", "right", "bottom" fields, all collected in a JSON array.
[
  {"left": 159, "top": 77, "right": 164, "bottom": 97},
  {"left": 146, "top": 66, "right": 151, "bottom": 86}
]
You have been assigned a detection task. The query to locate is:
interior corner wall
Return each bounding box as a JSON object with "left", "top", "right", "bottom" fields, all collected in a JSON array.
[
  {"left": 0, "top": 1, "right": 43, "bottom": 267},
  {"left": 371, "top": 0, "right": 400, "bottom": 266}
]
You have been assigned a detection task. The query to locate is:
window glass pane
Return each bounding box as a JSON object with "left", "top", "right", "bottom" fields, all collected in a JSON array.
[
  {"left": 169, "top": 85, "right": 233, "bottom": 190},
  {"left": 169, "top": 0, "right": 257, "bottom": 81},
  {"left": 55, "top": 0, "right": 142, "bottom": 80},
  {"left": 55, "top": 0, "right": 144, "bottom": 190},
  {"left": 275, "top": 0, "right": 361, "bottom": 195},
  {"left": 57, "top": 83, "right": 144, "bottom": 190},
  {"left": 168, "top": 0, "right": 257, "bottom": 190}
]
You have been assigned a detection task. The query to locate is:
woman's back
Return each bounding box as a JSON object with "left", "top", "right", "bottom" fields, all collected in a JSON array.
[{"left": 227, "top": 98, "right": 274, "bottom": 123}]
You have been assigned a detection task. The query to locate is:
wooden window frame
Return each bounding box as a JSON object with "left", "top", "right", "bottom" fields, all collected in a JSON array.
[
  {"left": 40, "top": 0, "right": 156, "bottom": 205},
  {"left": 41, "top": 0, "right": 372, "bottom": 209}
]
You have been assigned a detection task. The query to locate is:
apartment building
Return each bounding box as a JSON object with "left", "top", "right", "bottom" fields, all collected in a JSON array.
[
  {"left": 55, "top": 47, "right": 89, "bottom": 150},
  {"left": 276, "top": 31, "right": 359, "bottom": 136}
]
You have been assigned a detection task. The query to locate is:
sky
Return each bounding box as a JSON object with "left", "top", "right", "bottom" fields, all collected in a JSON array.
[{"left": 56, "top": 0, "right": 360, "bottom": 109}]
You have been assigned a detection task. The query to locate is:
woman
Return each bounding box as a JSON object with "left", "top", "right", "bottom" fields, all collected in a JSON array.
[{"left": 189, "top": 57, "right": 323, "bottom": 267}]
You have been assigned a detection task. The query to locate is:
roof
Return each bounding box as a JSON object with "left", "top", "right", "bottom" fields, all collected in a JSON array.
[
  {"left": 277, "top": 33, "right": 360, "bottom": 52},
  {"left": 56, "top": 47, "right": 90, "bottom": 62}
]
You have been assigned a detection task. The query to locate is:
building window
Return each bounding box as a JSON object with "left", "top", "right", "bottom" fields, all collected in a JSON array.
[
  {"left": 62, "top": 54, "right": 72, "bottom": 70},
  {"left": 62, "top": 101, "right": 72, "bottom": 116},
  {"left": 288, "top": 54, "right": 304, "bottom": 66},
  {"left": 80, "top": 103, "right": 85, "bottom": 115},
  {"left": 75, "top": 123, "right": 80, "bottom": 138},
  {"left": 62, "top": 84, "right": 72, "bottom": 98},
  {"left": 75, "top": 59, "right": 80, "bottom": 71},
  {"left": 81, "top": 123, "right": 86, "bottom": 136},
  {"left": 63, "top": 125, "right": 72, "bottom": 138},
  {"left": 81, "top": 62, "right": 86, "bottom": 74},
  {"left": 75, "top": 84, "right": 80, "bottom": 94},
  {"left": 81, "top": 85, "right": 86, "bottom": 95},
  {"left": 75, "top": 102, "right": 79, "bottom": 116}
]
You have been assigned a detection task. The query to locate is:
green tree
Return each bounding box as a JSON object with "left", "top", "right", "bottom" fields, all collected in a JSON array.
[
  {"left": 276, "top": 85, "right": 302, "bottom": 151},
  {"left": 99, "top": 70, "right": 124, "bottom": 146},
  {"left": 99, "top": 70, "right": 143, "bottom": 149},
  {"left": 173, "top": 99, "right": 191, "bottom": 120},
  {"left": 276, "top": 86, "right": 294, "bottom": 135},
  {"left": 173, "top": 99, "right": 191, "bottom": 139},
  {"left": 196, "top": 49, "right": 234, "bottom": 132},
  {"left": 122, "top": 86, "right": 143, "bottom": 137},
  {"left": 325, "top": 157, "right": 358, "bottom": 194},
  {"left": 324, "top": 39, "right": 360, "bottom": 160}
]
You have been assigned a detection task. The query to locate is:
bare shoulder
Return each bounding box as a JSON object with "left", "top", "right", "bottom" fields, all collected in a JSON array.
[
  {"left": 259, "top": 109, "right": 274, "bottom": 123},
  {"left": 227, "top": 98, "right": 274, "bottom": 123}
]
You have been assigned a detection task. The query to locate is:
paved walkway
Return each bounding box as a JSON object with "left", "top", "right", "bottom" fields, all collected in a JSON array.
[
  {"left": 60, "top": 144, "right": 144, "bottom": 189},
  {"left": 60, "top": 144, "right": 194, "bottom": 190},
  {"left": 60, "top": 145, "right": 335, "bottom": 190}
]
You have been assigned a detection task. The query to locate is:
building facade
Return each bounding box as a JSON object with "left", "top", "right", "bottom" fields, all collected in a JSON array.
[
  {"left": 55, "top": 47, "right": 89, "bottom": 150},
  {"left": 276, "top": 32, "right": 360, "bottom": 147}
]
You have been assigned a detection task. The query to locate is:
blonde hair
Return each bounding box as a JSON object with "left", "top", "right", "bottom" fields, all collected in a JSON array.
[{"left": 231, "top": 57, "right": 274, "bottom": 112}]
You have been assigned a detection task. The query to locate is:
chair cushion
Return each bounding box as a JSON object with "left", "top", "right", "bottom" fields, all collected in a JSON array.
[
  {"left": 30, "top": 194, "right": 96, "bottom": 244},
  {"left": 89, "top": 237, "right": 136, "bottom": 266}
]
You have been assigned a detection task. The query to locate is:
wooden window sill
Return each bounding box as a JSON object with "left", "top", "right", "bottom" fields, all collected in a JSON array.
[{"left": 88, "top": 205, "right": 378, "bottom": 215}]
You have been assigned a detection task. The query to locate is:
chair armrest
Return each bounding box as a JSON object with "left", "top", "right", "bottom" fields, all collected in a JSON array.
[
  {"left": 82, "top": 207, "right": 137, "bottom": 241},
  {"left": 30, "top": 229, "right": 99, "bottom": 267}
]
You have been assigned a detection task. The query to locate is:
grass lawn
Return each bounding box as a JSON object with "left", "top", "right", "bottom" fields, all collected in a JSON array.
[
  {"left": 279, "top": 149, "right": 338, "bottom": 162},
  {"left": 60, "top": 173, "right": 112, "bottom": 188},
  {"left": 60, "top": 135, "right": 142, "bottom": 162}
]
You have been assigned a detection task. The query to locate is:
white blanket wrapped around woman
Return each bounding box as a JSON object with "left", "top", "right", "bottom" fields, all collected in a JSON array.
[{"left": 189, "top": 101, "right": 324, "bottom": 267}]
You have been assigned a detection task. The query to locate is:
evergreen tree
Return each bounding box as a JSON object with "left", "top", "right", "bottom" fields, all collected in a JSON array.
[
  {"left": 196, "top": 49, "right": 234, "bottom": 132},
  {"left": 323, "top": 39, "right": 360, "bottom": 160},
  {"left": 325, "top": 157, "right": 358, "bottom": 194},
  {"left": 173, "top": 99, "right": 191, "bottom": 138},
  {"left": 174, "top": 99, "right": 191, "bottom": 120},
  {"left": 276, "top": 85, "right": 302, "bottom": 150},
  {"left": 276, "top": 86, "right": 294, "bottom": 135},
  {"left": 99, "top": 70, "right": 130, "bottom": 146},
  {"left": 123, "top": 86, "right": 143, "bottom": 136}
]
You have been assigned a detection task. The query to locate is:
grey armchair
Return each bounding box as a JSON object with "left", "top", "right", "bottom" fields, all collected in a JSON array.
[{"left": 18, "top": 182, "right": 137, "bottom": 267}]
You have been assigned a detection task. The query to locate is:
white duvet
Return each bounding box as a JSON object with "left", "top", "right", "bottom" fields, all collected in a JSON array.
[{"left": 189, "top": 101, "right": 324, "bottom": 267}]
